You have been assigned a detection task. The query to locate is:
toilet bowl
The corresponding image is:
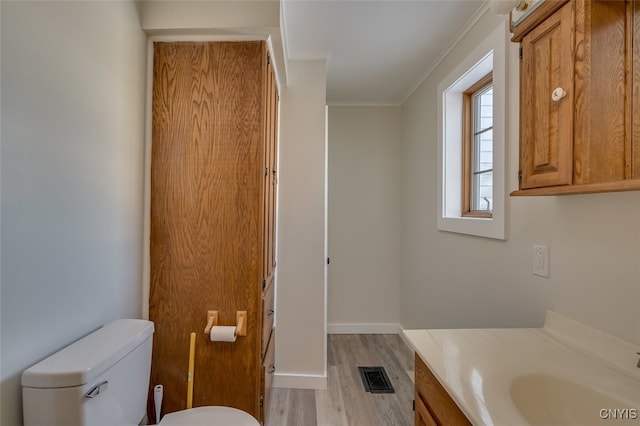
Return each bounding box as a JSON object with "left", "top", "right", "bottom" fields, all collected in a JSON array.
[
  {"left": 21, "top": 319, "right": 259, "bottom": 426},
  {"left": 159, "top": 406, "right": 260, "bottom": 426}
]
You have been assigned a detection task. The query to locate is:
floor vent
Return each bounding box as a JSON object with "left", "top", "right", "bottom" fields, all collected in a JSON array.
[{"left": 358, "top": 366, "right": 395, "bottom": 394}]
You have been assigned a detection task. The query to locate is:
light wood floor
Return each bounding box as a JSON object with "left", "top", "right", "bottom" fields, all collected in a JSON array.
[{"left": 266, "top": 334, "right": 415, "bottom": 426}]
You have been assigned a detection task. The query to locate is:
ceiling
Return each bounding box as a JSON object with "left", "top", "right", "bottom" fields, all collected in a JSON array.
[{"left": 281, "top": 0, "right": 487, "bottom": 105}]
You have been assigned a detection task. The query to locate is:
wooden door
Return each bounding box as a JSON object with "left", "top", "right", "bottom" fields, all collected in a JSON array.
[
  {"left": 149, "top": 41, "right": 265, "bottom": 418},
  {"left": 633, "top": 0, "right": 640, "bottom": 178},
  {"left": 520, "top": 2, "right": 574, "bottom": 189}
]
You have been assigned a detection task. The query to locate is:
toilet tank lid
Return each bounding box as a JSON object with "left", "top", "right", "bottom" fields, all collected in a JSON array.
[{"left": 22, "top": 319, "right": 154, "bottom": 389}]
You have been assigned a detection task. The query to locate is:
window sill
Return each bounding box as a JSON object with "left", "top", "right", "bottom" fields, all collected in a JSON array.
[
  {"left": 462, "top": 211, "right": 493, "bottom": 219},
  {"left": 437, "top": 215, "right": 505, "bottom": 240}
]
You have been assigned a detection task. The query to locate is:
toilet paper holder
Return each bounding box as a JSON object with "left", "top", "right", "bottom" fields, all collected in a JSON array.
[{"left": 204, "top": 310, "right": 247, "bottom": 336}]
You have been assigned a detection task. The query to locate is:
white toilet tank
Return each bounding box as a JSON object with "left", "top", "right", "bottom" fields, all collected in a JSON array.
[{"left": 22, "top": 319, "right": 154, "bottom": 426}]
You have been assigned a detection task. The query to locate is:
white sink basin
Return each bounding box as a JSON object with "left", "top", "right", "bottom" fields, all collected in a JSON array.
[{"left": 510, "top": 374, "right": 639, "bottom": 425}]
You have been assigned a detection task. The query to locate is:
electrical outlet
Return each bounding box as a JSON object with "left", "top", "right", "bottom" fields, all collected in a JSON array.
[{"left": 533, "top": 245, "right": 549, "bottom": 278}]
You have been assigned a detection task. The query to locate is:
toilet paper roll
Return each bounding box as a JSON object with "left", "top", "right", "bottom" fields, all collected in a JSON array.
[{"left": 209, "top": 326, "right": 237, "bottom": 342}]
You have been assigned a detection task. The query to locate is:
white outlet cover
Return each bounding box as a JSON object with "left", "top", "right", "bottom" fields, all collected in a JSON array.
[{"left": 533, "top": 245, "right": 549, "bottom": 278}]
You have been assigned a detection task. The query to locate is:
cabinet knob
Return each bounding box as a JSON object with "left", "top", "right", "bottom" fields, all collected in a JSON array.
[{"left": 551, "top": 87, "right": 567, "bottom": 102}]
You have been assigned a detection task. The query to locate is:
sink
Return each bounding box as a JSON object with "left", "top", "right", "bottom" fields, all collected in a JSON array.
[{"left": 510, "top": 374, "right": 639, "bottom": 425}]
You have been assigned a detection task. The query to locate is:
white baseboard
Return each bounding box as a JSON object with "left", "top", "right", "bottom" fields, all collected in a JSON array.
[
  {"left": 271, "top": 324, "right": 410, "bottom": 391},
  {"left": 272, "top": 373, "right": 327, "bottom": 390},
  {"left": 327, "top": 323, "right": 402, "bottom": 334}
]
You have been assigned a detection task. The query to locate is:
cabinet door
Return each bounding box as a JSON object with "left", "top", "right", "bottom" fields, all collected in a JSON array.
[
  {"left": 633, "top": 0, "right": 640, "bottom": 178},
  {"left": 415, "top": 394, "right": 438, "bottom": 426},
  {"left": 520, "top": 2, "right": 574, "bottom": 189},
  {"left": 261, "top": 279, "right": 275, "bottom": 357},
  {"left": 414, "top": 354, "right": 471, "bottom": 426},
  {"left": 260, "top": 331, "right": 275, "bottom": 424},
  {"left": 574, "top": 0, "right": 629, "bottom": 184},
  {"left": 150, "top": 41, "right": 264, "bottom": 418},
  {"left": 262, "top": 51, "right": 278, "bottom": 294}
]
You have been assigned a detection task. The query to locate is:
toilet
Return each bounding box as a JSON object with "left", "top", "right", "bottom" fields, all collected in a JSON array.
[{"left": 21, "top": 319, "right": 259, "bottom": 426}]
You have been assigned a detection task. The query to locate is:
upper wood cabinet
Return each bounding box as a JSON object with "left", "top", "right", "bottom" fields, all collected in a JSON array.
[
  {"left": 512, "top": 0, "right": 640, "bottom": 196},
  {"left": 519, "top": 2, "right": 574, "bottom": 190}
]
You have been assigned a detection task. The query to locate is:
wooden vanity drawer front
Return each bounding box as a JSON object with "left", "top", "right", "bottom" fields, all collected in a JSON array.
[
  {"left": 415, "top": 354, "right": 471, "bottom": 426},
  {"left": 415, "top": 393, "right": 438, "bottom": 426},
  {"left": 261, "top": 279, "right": 275, "bottom": 357}
]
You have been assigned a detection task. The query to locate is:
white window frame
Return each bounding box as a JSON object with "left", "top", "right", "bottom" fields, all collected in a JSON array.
[{"left": 436, "top": 20, "right": 507, "bottom": 240}]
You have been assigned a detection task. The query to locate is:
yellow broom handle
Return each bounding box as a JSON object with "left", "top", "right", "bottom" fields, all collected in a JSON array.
[{"left": 186, "top": 332, "right": 196, "bottom": 409}]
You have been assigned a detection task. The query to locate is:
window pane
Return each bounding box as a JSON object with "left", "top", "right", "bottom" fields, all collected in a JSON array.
[
  {"left": 471, "top": 83, "right": 493, "bottom": 212},
  {"left": 475, "top": 128, "right": 493, "bottom": 172},
  {"left": 475, "top": 87, "right": 493, "bottom": 132},
  {"left": 479, "top": 129, "right": 493, "bottom": 153},
  {"left": 472, "top": 171, "right": 493, "bottom": 211}
]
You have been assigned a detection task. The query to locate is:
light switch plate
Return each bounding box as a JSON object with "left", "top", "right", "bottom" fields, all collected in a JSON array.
[{"left": 533, "top": 245, "right": 549, "bottom": 278}]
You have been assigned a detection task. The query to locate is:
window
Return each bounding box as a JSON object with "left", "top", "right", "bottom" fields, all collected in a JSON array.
[
  {"left": 436, "top": 20, "right": 506, "bottom": 240},
  {"left": 463, "top": 73, "right": 493, "bottom": 218}
]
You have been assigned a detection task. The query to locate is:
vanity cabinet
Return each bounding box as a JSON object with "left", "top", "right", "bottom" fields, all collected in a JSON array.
[
  {"left": 414, "top": 354, "right": 471, "bottom": 426},
  {"left": 149, "top": 41, "right": 278, "bottom": 424},
  {"left": 512, "top": 0, "right": 640, "bottom": 196}
]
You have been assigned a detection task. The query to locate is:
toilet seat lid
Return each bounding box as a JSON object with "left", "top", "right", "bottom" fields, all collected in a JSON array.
[{"left": 159, "top": 406, "right": 260, "bottom": 426}]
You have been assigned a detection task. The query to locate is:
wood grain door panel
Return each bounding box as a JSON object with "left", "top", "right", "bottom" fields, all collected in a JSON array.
[
  {"left": 150, "top": 41, "right": 265, "bottom": 418},
  {"left": 633, "top": 0, "right": 640, "bottom": 178},
  {"left": 574, "top": 0, "right": 629, "bottom": 184}
]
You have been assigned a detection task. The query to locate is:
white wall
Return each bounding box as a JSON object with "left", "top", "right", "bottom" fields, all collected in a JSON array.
[
  {"left": 140, "top": 0, "right": 279, "bottom": 31},
  {"left": 138, "top": 0, "right": 287, "bottom": 91},
  {"left": 275, "top": 59, "right": 327, "bottom": 389},
  {"left": 0, "top": 2, "right": 147, "bottom": 424},
  {"left": 327, "top": 106, "right": 402, "bottom": 332},
  {"left": 400, "top": 11, "right": 640, "bottom": 345}
]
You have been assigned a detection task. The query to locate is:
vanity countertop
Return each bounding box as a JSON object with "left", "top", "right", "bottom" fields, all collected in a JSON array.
[{"left": 403, "top": 312, "right": 640, "bottom": 426}]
